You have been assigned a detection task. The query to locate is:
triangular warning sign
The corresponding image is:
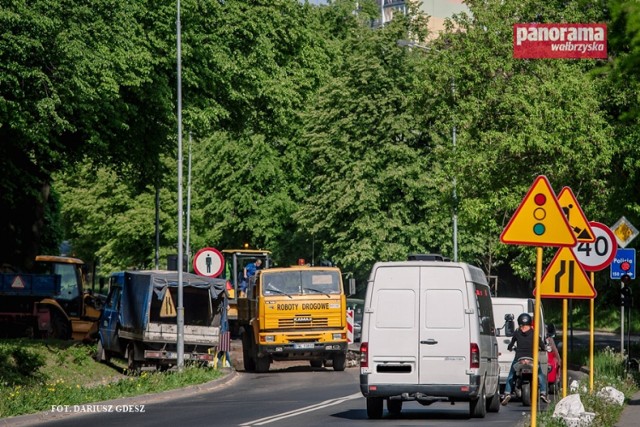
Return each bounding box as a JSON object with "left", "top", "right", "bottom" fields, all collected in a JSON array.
[
  {"left": 557, "top": 187, "right": 595, "bottom": 243},
  {"left": 500, "top": 175, "right": 577, "bottom": 247},
  {"left": 160, "top": 290, "right": 177, "bottom": 317},
  {"left": 11, "top": 276, "right": 25, "bottom": 289},
  {"left": 534, "top": 247, "right": 596, "bottom": 299}
]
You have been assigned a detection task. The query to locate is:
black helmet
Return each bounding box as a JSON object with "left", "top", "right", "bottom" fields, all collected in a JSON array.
[{"left": 517, "top": 313, "right": 532, "bottom": 326}]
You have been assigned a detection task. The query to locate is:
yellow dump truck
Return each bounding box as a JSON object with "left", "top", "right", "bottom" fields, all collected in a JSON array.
[
  {"left": 0, "top": 255, "right": 101, "bottom": 340},
  {"left": 237, "top": 264, "right": 348, "bottom": 372}
]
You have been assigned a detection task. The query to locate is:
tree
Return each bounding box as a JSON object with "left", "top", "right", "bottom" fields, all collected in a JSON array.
[{"left": 0, "top": 0, "right": 174, "bottom": 268}]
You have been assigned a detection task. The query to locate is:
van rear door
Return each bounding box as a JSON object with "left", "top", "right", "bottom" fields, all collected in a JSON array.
[
  {"left": 367, "top": 266, "right": 419, "bottom": 385},
  {"left": 418, "top": 266, "right": 469, "bottom": 385}
]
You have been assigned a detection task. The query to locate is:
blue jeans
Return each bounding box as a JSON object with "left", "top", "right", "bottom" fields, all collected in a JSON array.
[{"left": 504, "top": 358, "right": 547, "bottom": 394}]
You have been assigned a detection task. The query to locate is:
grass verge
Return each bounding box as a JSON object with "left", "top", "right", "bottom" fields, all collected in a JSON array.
[
  {"left": 532, "top": 347, "right": 640, "bottom": 427},
  {"left": 0, "top": 339, "right": 225, "bottom": 418}
]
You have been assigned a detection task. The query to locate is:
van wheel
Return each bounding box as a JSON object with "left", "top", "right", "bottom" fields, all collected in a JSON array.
[
  {"left": 486, "top": 388, "right": 501, "bottom": 413},
  {"left": 310, "top": 360, "right": 323, "bottom": 368},
  {"left": 366, "top": 397, "right": 383, "bottom": 419},
  {"left": 470, "top": 390, "right": 487, "bottom": 418},
  {"left": 333, "top": 353, "right": 346, "bottom": 371},
  {"left": 387, "top": 399, "right": 402, "bottom": 415}
]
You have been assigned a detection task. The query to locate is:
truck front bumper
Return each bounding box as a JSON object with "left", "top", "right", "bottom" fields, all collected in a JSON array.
[{"left": 259, "top": 342, "right": 347, "bottom": 360}]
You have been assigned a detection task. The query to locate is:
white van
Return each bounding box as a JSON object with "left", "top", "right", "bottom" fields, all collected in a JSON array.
[
  {"left": 359, "top": 257, "right": 500, "bottom": 419},
  {"left": 491, "top": 297, "right": 547, "bottom": 392}
]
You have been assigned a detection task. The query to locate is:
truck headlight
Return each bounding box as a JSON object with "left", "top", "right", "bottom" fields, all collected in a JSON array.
[
  {"left": 264, "top": 335, "right": 275, "bottom": 342},
  {"left": 333, "top": 333, "right": 343, "bottom": 340}
]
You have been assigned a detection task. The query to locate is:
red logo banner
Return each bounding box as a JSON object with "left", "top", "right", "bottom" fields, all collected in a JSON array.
[{"left": 513, "top": 23, "right": 607, "bottom": 59}]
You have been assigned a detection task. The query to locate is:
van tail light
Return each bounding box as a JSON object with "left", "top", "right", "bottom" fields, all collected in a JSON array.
[
  {"left": 470, "top": 343, "right": 480, "bottom": 369},
  {"left": 226, "top": 281, "right": 232, "bottom": 290},
  {"left": 360, "top": 342, "right": 369, "bottom": 368}
]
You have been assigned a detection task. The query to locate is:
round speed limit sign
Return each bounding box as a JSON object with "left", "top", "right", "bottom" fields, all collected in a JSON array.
[{"left": 572, "top": 222, "right": 618, "bottom": 271}]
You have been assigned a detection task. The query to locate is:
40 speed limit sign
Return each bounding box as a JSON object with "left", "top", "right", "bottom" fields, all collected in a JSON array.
[{"left": 572, "top": 222, "right": 618, "bottom": 271}]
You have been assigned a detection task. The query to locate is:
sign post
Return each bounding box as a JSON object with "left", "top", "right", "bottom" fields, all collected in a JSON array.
[
  {"left": 500, "top": 176, "right": 576, "bottom": 426},
  {"left": 573, "top": 221, "right": 617, "bottom": 390}
]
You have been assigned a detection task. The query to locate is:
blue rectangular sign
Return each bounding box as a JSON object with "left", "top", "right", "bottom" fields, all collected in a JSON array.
[{"left": 610, "top": 248, "right": 636, "bottom": 279}]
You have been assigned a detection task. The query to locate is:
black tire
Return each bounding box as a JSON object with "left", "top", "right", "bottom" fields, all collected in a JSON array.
[
  {"left": 387, "top": 399, "right": 402, "bottom": 415},
  {"left": 521, "top": 383, "right": 531, "bottom": 407},
  {"left": 242, "top": 331, "right": 255, "bottom": 372},
  {"left": 127, "top": 343, "right": 140, "bottom": 376},
  {"left": 470, "top": 390, "right": 487, "bottom": 418},
  {"left": 333, "top": 352, "right": 346, "bottom": 372},
  {"left": 366, "top": 397, "right": 383, "bottom": 419},
  {"left": 50, "top": 310, "right": 71, "bottom": 340},
  {"left": 95, "top": 339, "right": 110, "bottom": 363},
  {"left": 255, "top": 355, "right": 270, "bottom": 373},
  {"left": 487, "top": 388, "right": 501, "bottom": 413},
  {"left": 310, "top": 360, "right": 323, "bottom": 368}
]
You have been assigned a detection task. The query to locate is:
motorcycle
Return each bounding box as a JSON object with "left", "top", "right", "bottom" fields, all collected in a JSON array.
[
  {"left": 513, "top": 356, "right": 534, "bottom": 406},
  {"left": 546, "top": 324, "right": 561, "bottom": 394}
]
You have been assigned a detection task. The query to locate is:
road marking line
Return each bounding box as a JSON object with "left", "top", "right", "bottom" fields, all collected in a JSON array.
[{"left": 238, "top": 392, "right": 361, "bottom": 426}]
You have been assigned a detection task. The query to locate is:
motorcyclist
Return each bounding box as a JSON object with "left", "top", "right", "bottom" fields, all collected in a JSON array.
[{"left": 501, "top": 312, "right": 549, "bottom": 405}]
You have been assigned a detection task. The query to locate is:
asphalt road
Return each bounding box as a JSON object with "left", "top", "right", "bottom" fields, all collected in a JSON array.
[
  {"left": 11, "top": 356, "right": 549, "bottom": 427},
  {"left": 10, "top": 331, "right": 626, "bottom": 427}
]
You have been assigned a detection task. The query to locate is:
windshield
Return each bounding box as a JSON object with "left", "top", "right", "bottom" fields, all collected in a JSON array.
[{"left": 262, "top": 270, "right": 341, "bottom": 296}]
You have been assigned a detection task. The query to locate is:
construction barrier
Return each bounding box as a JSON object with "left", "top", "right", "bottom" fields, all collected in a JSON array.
[{"left": 346, "top": 309, "right": 354, "bottom": 343}]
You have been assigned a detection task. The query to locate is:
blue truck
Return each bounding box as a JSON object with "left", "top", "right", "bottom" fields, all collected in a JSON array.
[{"left": 96, "top": 270, "right": 227, "bottom": 372}]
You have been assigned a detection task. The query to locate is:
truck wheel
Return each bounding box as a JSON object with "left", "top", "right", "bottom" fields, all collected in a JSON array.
[
  {"left": 333, "top": 353, "right": 346, "bottom": 371},
  {"left": 127, "top": 344, "right": 141, "bottom": 376},
  {"left": 242, "top": 331, "right": 255, "bottom": 372},
  {"left": 95, "top": 339, "right": 110, "bottom": 363},
  {"left": 255, "top": 355, "right": 270, "bottom": 373},
  {"left": 50, "top": 311, "right": 71, "bottom": 340},
  {"left": 366, "top": 397, "right": 383, "bottom": 419}
]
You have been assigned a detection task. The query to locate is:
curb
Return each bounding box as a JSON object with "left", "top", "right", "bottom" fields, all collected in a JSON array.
[{"left": 0, "top": 369, "right": 238, "bottom": 427}]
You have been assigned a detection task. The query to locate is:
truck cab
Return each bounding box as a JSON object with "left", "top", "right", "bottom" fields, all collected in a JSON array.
[{"left": 238, "top": 265, "right": 348, "bottom": 372}]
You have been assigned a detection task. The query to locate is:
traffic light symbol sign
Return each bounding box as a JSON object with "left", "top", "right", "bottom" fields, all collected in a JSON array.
[{"left": 501, "top": 176, "right": 577, "bottom": 247}]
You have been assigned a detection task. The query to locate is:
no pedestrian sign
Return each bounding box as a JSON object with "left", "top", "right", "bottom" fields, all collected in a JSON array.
[{"left": 192, "top": 247, "right": 224, "bottom": 277}]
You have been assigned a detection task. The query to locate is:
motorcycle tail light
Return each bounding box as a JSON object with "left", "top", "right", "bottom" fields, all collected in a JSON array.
[{"left": 470, "top": 343, "right": 480, "bottom": 368}]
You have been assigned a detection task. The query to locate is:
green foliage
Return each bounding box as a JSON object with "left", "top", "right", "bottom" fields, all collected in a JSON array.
[
  {"left": 0, "top": 343, "right": 46, "bottom": 384},
  {"left": 535, "top": 347, "right": 639, "bottom": 427},
  {"left": 5, "top": 0, "right": 640, "bottom": 310}
]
